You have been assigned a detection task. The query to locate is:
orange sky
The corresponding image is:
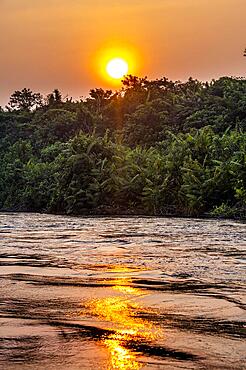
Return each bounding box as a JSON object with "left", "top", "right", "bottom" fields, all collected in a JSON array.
[{"left": 0, "top": 0, "right": 245, "bottom": 105}]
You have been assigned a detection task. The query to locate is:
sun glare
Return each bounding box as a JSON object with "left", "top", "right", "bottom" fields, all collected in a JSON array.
[
  {"left": 93, "top": 45, "right": 138, "bottom": 85},
  {"left": 106, "top": 58, "right": 128, "bottom": 79}
]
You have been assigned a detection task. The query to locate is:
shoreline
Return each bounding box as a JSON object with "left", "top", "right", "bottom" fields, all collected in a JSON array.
[{"left": 1, "top": 208, "right": 245, "bottom": 221}]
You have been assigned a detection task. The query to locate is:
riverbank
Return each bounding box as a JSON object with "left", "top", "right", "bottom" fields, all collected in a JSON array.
[{"left": 1, "top": 203, "right": 246, "bottom": 220}]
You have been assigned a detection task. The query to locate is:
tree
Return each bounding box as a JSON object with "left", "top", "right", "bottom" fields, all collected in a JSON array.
[
  {"left": 7, "top": 88, "right": 43, "bottom": 111},
  {"left": 87, "top": 88, "right": 113, "bottom": 114},
  {"left": 47, "top": 89, "right": 63, "bottom": 107}
]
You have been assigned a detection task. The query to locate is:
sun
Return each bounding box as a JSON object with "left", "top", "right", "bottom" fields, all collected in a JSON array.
[
  {"left": 106, "top": 58, "right": 128, "bottom": 79},
  {"left": 93, "top": 45, "right": 139, "bottom": 85}
]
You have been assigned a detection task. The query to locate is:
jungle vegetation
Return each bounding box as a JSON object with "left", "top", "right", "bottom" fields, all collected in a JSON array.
[{"left": 0, "top": 76, "right": 245, "bottom": 218}]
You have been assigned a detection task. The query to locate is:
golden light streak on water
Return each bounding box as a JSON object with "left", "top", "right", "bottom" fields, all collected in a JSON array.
[
  {"left": 113, "top": 284, "right": 143, "bottom": 296},
  {"left": 85, "top": 275, "right": 159, "bottom": 370},
  {"left": 104, "top": 335, "right": 142, "bottom": 370}
]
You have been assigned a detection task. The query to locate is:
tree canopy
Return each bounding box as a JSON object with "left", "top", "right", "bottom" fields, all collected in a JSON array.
[
  {"left": 0, "top": 76, "right": 245, "bottom": 218},
  {"left": 7, "top": 88, "right": 43, "bottom": 112}
]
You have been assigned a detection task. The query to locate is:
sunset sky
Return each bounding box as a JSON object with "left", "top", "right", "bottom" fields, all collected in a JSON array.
[{"left": 0, "top": 0, "right": 245, "bottom": 106}]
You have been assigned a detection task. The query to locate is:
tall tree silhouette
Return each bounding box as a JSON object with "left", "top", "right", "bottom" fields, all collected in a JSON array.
[{"left": 7, "top": 88, "right": 43, "bottom": 111}]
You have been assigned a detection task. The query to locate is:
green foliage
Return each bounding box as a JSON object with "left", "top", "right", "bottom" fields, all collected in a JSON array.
[
  {"left": 0, "top": 77, "right": 245, "bottom": 218},
  {"left": 210, "top": 203, "right": 236, "bottom": 218},
  {"left": 32, "top": 109, "right": 77, "bottom": 144}
]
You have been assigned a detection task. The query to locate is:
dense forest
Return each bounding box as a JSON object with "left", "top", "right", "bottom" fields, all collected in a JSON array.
[{"left": 0, "top": 76, "right": 245, "bottom": 218}]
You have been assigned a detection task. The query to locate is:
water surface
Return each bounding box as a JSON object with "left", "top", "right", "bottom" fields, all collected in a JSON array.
[{"left": 0, "top": 213, "right": 245, "bottom": 369}]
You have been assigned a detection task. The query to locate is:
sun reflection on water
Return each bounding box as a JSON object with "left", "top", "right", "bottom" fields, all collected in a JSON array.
[
  {"left": 113, "top": 284, "right": 143, "bottom": 295},
  {"left": 104, "top": 335, "right": 141, "bottom": 370},
  {"left": 84, "top": 277, "right": 159, "bottom": 370}
]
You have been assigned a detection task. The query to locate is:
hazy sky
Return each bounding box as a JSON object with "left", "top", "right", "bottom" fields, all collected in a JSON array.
[{"left": 0, "top": 0, "right": 245, "bottom": 105}]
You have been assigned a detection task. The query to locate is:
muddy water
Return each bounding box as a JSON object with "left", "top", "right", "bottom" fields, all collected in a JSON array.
[{"left": 0, "top": 213, "right": 245, "bottom": 369}]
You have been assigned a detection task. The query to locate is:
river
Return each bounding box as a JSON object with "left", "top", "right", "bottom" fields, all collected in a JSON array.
[{"left": 0, "top": 213, "right": 245, "bottom": 369}]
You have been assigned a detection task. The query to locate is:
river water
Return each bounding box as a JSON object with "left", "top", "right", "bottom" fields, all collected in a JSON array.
[{"left": 0, "top": 213, "right": 245, "bottom": 369}]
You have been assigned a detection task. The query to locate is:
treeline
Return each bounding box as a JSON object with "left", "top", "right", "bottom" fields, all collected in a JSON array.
[{"left": 0, "top": 76, "right": 245, "bottom": 218}]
